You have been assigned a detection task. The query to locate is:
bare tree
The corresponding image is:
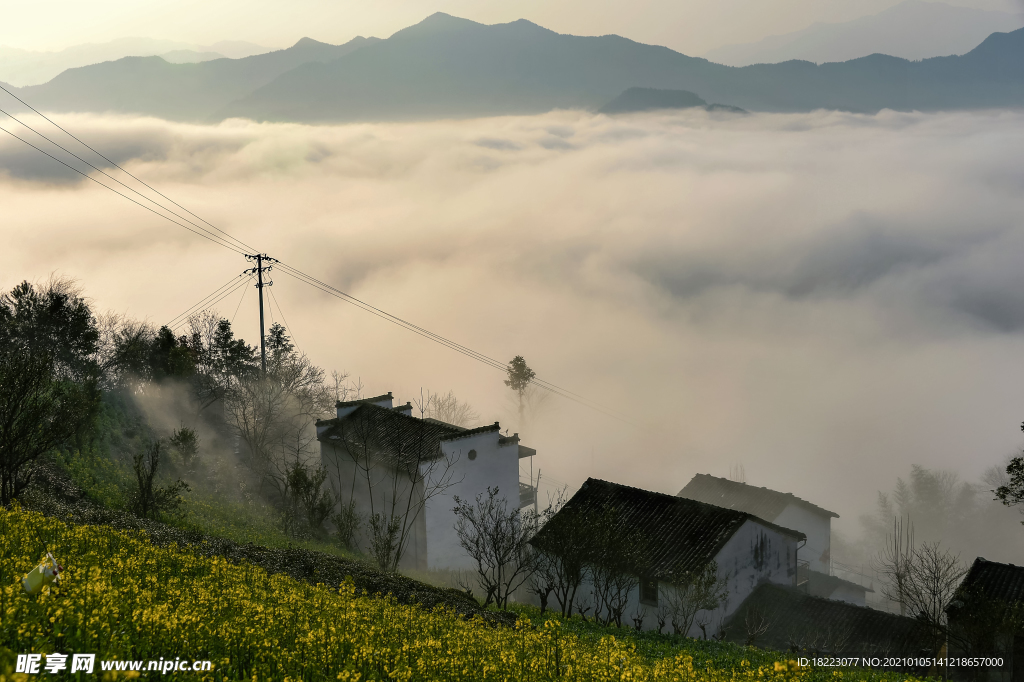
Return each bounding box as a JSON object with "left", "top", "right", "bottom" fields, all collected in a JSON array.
[
  {"left": 325, "top": 406, "right": 461, "bottom": 572},
  {"left": 631, "top": 607, "right": 648, "bottom": 632},
  {"left": 528, "top": 573, "right": 555, "bottom": 614},
  {"left": 877, "top": 517, "right": 916, "bottom": 616},
  {"left": 414, "top": 389, "right": 479, "bottom": 427},
  {"left": 662, "top": 560, "right": 729, "bottom": 637},
  {"left": 330, "top": 370, "right": 360, "bottom": 404},
  {"left": 655, "top": 603, "right": 669, "bottom": 634},
  {"left": 743, "top": 602, "right": 776, "bottom": 646},
  {"left": 452, "top": 486, "right": 538, "bottom": 608},
  {"left": 875, "top": 517, "right": 967, "bottom": 647}
]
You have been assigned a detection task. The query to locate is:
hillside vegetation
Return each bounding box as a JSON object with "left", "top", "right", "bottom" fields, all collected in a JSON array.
[{"left": 1, "top": 506, "right": 924, "bottom": 681}]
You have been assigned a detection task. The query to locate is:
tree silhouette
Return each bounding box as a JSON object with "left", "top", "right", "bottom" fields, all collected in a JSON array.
[{"left": 505, "top": 355, "right": 536, "bottom": 426}]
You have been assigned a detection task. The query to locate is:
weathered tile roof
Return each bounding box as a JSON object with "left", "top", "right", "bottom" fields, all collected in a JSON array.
[
  {"left": 530, "top": 478, "right": 804, "bottom": 579},
  {"left": 723, "top": 583, "right": 933, "bottom": 655},
  {"left": 678, "top": 474, "right": 839, "bottom": 521},
  {"left": 955, "top": 557, "right": 1024, "bottom": 604},
  {"left": 318, "top": 404, "right": 503, "bottom": 468}
]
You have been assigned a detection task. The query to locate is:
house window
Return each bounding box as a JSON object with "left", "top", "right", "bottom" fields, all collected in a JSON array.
[
  {"left": 468, "top": 449, "right": 477, "bottom": 461},
  {"left": 640, "top": 578, "right": 658, "bottom": 606}
]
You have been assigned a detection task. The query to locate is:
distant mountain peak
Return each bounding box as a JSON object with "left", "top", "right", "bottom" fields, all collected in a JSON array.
[
  {"left": 395, "top": 12, "right": 484, "bottom": 36},
  {"left": 291, "top": 37, "right": 333, "bottom": 49}
]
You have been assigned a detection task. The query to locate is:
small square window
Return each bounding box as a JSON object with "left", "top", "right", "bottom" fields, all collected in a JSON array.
[{"left": 640, "top": 578, "right": 658, "bottom": 606}]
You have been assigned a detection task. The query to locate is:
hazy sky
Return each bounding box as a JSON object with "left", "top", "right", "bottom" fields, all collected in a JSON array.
[
  {"left": 2, "top": 108, "right": 1023, "bottom": 558},
  {"left": 3, "top": 0, "right": 1023, "bottom": 56}
]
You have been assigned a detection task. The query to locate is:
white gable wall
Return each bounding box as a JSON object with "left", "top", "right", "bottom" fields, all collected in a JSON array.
[
  {"left": 422, "top": 431, "right": 521, "bottom": 570},
  {"left": 772, "top": 502, "right": 831, "bottom": 573}
]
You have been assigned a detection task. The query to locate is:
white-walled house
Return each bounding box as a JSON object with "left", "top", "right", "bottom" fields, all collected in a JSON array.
[
  {"left": 528, "top": 478, "right": 805, "bottom": 637},
  {"left": 677, "top": 474, "right": 871, "bottom": 606},
  {"left": 316, "top": 392, "right": 536, "bottom": 570}
]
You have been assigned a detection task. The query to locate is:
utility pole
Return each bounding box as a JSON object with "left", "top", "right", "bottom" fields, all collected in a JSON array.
[{"left": 244, "top": 253, "right": 278, "bottom": 374}]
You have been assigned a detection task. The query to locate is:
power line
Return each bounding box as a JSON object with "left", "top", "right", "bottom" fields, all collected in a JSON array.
[
  {"left": 169, "top": 275, "right": 252, "bottom": 333},
  {"left": 0, "top": 106, "right": 248, "bottom": 255},
  {"left": 0, "top": 82, "right": 257, "bottom": 254},
  {"left": 268, "top": 286, "right": 297, "bottom": 348},
  {"left": 231, "top": 275, "right": 253, "bottom": 324},
  {"left": 166, "top": 272, "right": 248, "bottom": 329},
  {"left": 0, "top": 122, "right": 247, "bottom": 255},
  {"left": 0, "top": 92, "right": 627, "bottom": 423}
]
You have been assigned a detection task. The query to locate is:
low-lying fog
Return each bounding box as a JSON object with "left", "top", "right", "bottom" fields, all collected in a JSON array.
[{"left": 3, "top": 107, "right": 1023, "bottom": 566}]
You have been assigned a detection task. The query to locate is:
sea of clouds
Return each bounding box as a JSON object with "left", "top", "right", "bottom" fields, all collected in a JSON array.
[{"left": 3, "top": 107, "right": 1024, "bottom": 558}]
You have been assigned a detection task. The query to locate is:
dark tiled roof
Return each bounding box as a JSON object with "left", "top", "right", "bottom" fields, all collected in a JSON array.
[
  {"left": 319, "top": 406, "right": 503, "bottom": 467},
  {"left": 678, "top": 474, "right": 839, "bottom": 521},
  {"left": 530, "top": 478, "right": 804, "bottom": 579},
  {"left": 723, "top": 583, "right": 933, "bottom": 655},
  {"left": 955, "top": 557, "right": 1024, "bottom": 604},
  {"left": 442, "top": 422, "right": 501, "bottom": 442},
  {"left": 318, "top": 403, "right": 463, "bottom": 467},
  {"left": 336, "top": 392, "right": 393, "bottom": 408}
]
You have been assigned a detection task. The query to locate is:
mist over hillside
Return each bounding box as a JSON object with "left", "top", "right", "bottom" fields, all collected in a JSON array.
[{"left": 4, "top": 108, "right": 1024, "bottom": 570}]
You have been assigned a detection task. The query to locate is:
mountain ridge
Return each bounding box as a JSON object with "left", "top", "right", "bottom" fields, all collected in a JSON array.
[
  {"left": 14, "top": 36, "right": 380, "bottom": 121},
  {"left": 5, "top": 14, "right": 1024, "bottom": 123},
  {"left": 704, "top": 0, "right": 1024, "bottom": 66}
]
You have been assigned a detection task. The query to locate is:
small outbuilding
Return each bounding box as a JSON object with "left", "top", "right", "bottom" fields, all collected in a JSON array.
[{"left": 678, "top": 473, "right": 871, "bottom": 606}]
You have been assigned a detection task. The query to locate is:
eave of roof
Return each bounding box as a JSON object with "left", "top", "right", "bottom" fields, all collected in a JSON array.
[
  {"left": 678, "top": 474, "right": 839, "bottom": 520},
  {"left": 440, "top": 422, "right": 502, "bottom": 442},
  {"left": 317, "top": 405, "right": 510, "bottom": 464},
  {"left": 336, "top": 392, "right": 393, "bottom": 408}
]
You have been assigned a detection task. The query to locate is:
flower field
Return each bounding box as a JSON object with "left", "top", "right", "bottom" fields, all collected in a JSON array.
[{"left": 1, "top": 507, "right": 924, "bottom": 681}]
